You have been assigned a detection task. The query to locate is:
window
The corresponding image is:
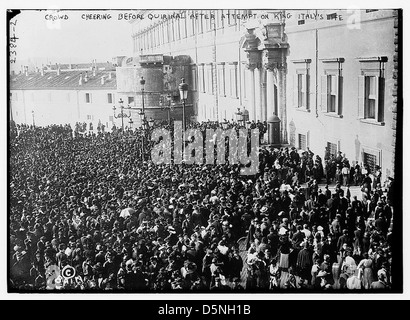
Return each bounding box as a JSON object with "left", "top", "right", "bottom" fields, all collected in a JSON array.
[
  {"left": 297, "top": 74, "right": 306, "bottom": 108},
  {"left": 85, "top": 93, "right": 92, "bottom": 103},
  {"left": 320, "top": 58, "right": 344, "bottom": 116},
  {"left": 107, "top": 93, "right": 113, "bottom": 104},
  {"left": 292, "top": 59, "right": 311, "bottom": 110},
  {"left": 181, "top": 16, "right": 187, "bottom": 38},
  {"left": 161, "top": 23, "right": 165, "bottom": 44},
  {"left": 362, "top": 147, "right": 381, "bottom": 174},
  {"left": 176, "top": 19, "right": 181, "bottom": 40},
  {"left": 189, "top": 11, "right": 196, "bottom": 36},
  {"left": 357, "top": 57, "right": 387, "bottom": 124},
  {"left": 191, "top": 66, "right": 198, "bottom": 91},
  {"left": 205, "top": 11, "right": 213, "bottom": 32},
  {"left": 327, "top": 13, "right": 337, "bottom": 20},
  {"left": 228, "top": 62, "right": 238, "bottom": 98},
  {"left": 327, "top": 142, "right": 338, "bottom": 157},
  {"left": 328, "top": 76, "right": 337, "bottom": 112},
  {"left": 128, "top": 96, "right": 134, "bottom": 105},
  {"left": 227, "top": 10, "right": 236, "bottom": 26},
  {"left": 205, "top": 64, "right": 213, "bottom": 94},
  {"left": 298, "top": 134, "right": 307, "bottom": 150},
  {"left": 217, "top": 63, "right": 225, "bottom": 96},
  {"left": 198, "top": 11, "right": 204, "bottom": 34},
  {"left": 87, "top": 115, "right": 92, "bottom": 120},
  {"left": 363, "top": 152, "right": 377, "bottom": 173},
  {"left": 198, "top": 64, "right": 205, "bottom": 93},
  {"left": 152, "top": 27, "right": 156, "bottom": 47},
  {"left": 216, "top": 10, "right": 224, "bottom": 29},
  {"left": 170, "top": 19, "right": 175, "bottom": 41},
  {"left": 365, "top": 76, "right": 377, "bottom": 119}
]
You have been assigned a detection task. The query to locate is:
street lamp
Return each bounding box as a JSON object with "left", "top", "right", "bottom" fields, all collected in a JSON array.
[
  {"left": 31, "top": 110, "right": 35, "bottom": 127},
  {"left": 112, "top": 98, "right": 130, "bottom": 132},
  {"left": 235, "top": 108, "right": 243, "bottom": 127},
  {"left": 138, "top": 109, "right": 146, "bottom": 160},
  {"left": 140, "top": 76, "right": 146, "bottom": 119},
  {"left": 179, "top": 78, "right": 188, "bottom": 131}
]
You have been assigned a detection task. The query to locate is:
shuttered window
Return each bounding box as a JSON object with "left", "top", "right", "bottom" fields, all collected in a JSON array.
[{"left": 357, "top": 57, "right": 387, "bottom": 124}]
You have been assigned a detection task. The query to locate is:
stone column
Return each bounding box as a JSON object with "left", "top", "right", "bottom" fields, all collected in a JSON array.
[
  {"left": 254, "top": 67, "right": 261, "bottom": 121},
  {"left": 245, "top": 49, "right": 261, "bottom": 122},
  {"left": 261, "top": 70, "right": 267, "bottom": 121},
  {"left": 278, "top": 63, "right": 287, "bottom": 143},
  {"left": 249, "top": 69, "right": 255, "bottom": 121},
  {"left": 266, "top": 68, "right": 275, "bottom": 117}
]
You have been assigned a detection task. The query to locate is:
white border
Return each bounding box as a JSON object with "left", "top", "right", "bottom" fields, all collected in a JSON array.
[{"left": 1, "top": 0, "right": 409, "bottom": 300}]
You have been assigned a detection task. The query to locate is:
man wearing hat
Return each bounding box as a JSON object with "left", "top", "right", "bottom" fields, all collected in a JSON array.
[{"left": 315, "top": 269, "right": 332, "bottom": 290}]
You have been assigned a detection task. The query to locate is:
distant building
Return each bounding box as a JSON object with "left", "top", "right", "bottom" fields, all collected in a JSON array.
[{"left": 10, "top": 61, "right": 121, "bottom": 130}]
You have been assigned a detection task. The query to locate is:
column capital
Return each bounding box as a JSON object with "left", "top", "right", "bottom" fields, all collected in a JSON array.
[
  {"left": 245, "top": 49, "right": 262, "bottom": 70},
  {"left": 262, "top": 48, "right": 287, "bottom": 71}
]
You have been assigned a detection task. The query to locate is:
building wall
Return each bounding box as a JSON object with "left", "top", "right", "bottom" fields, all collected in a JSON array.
[
  {"left": 286, "top": 10, "right": 396, "bottom": 178},
  {"left": 10, "top": 89, "right": 117, "bottom": 130},
  {"left": 131, "top": 10, "right": 250, "bottom": 122}
]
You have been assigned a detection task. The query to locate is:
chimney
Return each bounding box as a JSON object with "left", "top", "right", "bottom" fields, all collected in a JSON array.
[
  {"left": 69, "top": 63, "right": 72, "bottom": 70},
  {"left": 41, "top": 65, "right": 44, "bottom": 76},
  {"left": 57, "top": 64, "right": 61, "bottom": 75},
  {"left": 84, "top": 71, "right": 88, "bottom": 82},
  {"left": 92, "top": 66, "right": 96, "bottom": 77},
  {"left": 108, "top": 72, "right": 112, "bottom": 80},
  {"left": 79, "top": 73, "right": 83, "bottom": 86},
  {"left": 25, "top": 66, "right": 29, "bottom": 76},
  {"left": 101, "top": 76, "right": 105, "bottom": 85}
]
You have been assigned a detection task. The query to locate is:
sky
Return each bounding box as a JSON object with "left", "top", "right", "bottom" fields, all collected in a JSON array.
[{"left": 9, "top": 9, "right": 134, "bottom": 70}]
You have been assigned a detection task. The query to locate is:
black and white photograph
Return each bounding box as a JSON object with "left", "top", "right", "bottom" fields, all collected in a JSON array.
[{"left": 5, "top": 3, "right": 405, "bottom": 298}]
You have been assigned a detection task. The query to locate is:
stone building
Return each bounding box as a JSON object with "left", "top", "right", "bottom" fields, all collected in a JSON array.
[{"left": 127, "top": 9, "right": 399, "bottom": 178}]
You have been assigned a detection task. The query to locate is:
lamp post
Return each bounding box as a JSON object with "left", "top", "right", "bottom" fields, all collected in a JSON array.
[
  {"left": 113, "top": 98, "right": 130, "bottom": 132},
  {"left": 235, "top": 108, "right": 243, "bottom": 127},
  {"left": 140, "top": 76, "right": 146, "bottom": 120},
  {"left": 138, "top": 109, "right": 146, "bottom": 160},
  {"left": 179, "top": 78, "right": 188, "bottom": 131},
  {"left": 128, "top": 117, "right": 134, "bottom": 130},
  {"left": 31, "top": 110, "right": 35, "bottom": 127}
]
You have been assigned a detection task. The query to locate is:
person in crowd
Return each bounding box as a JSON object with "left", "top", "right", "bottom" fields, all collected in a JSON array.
[{"left": 8, "top": 122, "right": 395, "bottom": 291}]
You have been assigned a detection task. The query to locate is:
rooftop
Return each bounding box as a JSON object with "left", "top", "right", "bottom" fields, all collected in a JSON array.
[{"left": 10, "top": 70, "right": 117, "bottom": 90}]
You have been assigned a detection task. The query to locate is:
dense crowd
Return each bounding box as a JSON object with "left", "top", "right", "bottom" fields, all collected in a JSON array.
[{"left": 9, "top": 122, "right": 396, "bottom": 291}]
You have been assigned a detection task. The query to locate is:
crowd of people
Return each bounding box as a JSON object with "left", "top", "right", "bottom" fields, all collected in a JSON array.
[{"left": 9, "top": 121, "right": 396, "bottom": 292}]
